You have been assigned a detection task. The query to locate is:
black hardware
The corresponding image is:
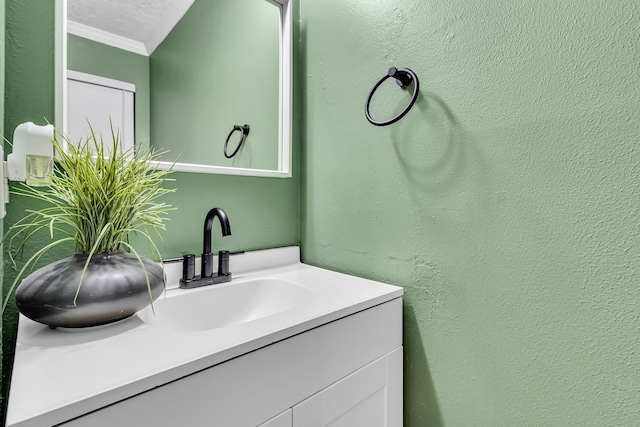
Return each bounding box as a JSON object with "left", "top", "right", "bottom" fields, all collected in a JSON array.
[
  {"left": 218, "top": 250, "right": 245, "bottom": 276},
  {"left": 179, "top": 208, "right": 236, "bottom": 289},
  {"left": 201, "top": 207, "right": 231, "bottom": 279},
  {"left": 178, "top": 250, "right": 244, "bottom": 290},
  {"left": 224, "top": 124, "right": 250, "bottom": 158},
  {"left": 182, "top": 254, "right": 196, "bottom": 282},
  {"left": 365, "top": 67, "right": 420, "bottom": 126},
  {"left": 180, "top": 272, "right": 232, "bottom": 289},
  {"left": 164, "top": 256, "right": 196, "bottom": 282}
]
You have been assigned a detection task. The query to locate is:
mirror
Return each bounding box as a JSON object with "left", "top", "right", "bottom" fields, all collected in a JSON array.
[{"left": 56, "top": 0, "right": 292, "bottom": 178}]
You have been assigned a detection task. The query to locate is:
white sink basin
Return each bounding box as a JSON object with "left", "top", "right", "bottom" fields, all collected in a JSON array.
[{"left": 137, "top": 278, "right": 314, "bottom": 333}]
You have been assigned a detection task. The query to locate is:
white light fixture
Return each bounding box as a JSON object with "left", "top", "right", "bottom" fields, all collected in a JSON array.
[{"left": 0, "top": 122, "right": 55, "bottom": 218}]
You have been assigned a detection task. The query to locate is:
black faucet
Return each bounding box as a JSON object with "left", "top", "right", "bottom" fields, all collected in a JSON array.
[
  {"left": 179, "top": 207, "right": 243, "bottom": 289},
  {"left": 201, "top": 207, "right": 231, "bottom": 278}
]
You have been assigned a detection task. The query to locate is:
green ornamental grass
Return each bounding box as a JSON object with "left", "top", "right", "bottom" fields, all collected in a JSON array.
[{"left": 2, "top": 125, "right": 175, "bottom": 311}]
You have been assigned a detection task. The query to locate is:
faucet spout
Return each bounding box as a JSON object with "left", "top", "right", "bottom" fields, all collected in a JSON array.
[
  {"left": 203, "top": 207, "right": 231, "bottom": 254},
  {"left": 202, "top": 207, "right": 231, "bottom": 278}
]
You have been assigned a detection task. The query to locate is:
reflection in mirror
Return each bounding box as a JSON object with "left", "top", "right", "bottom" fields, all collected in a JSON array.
[
  {"left": 151, "top": 0, "right": 279, "bottom": 170},
  {"left": 63, "top": 0, "right": 292, "bottom": 177}
]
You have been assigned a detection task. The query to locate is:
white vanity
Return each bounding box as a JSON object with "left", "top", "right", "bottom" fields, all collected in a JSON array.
[{"left": 7, "top": 247, "right": 403, "bottom": 427}]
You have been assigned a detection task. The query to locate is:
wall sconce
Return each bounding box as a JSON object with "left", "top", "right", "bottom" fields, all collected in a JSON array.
[{"left": 0, "top": 122, "right": 55, "bottom": 218}]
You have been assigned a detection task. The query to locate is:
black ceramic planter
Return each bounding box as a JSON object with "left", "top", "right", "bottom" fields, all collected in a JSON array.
[{"left": 15, "top": 252, "right": 165, "bottom": 328}]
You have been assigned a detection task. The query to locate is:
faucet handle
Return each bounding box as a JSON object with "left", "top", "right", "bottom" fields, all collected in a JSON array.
[
  {"left": 182, "top": 254, "right": 196, "bottom": 282},
  {"left": 217, "top": 250, "right": 245, "bottom": 276},
  {"left": 164, "top": 255, "right": 196, "bottom": 282}
]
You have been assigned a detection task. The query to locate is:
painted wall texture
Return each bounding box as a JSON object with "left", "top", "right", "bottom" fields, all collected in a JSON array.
[
  {"left": 299, "top": 0, "right": 639, "bottom": 425},
  {"left": 2, "top": 1, "right": 55, "bottom": 421},
  {"left": 0, "top": 0, "right": 5, "bottom": 414},
  {"left": 3, "top": 0, "right": 639, "bottom": 425},
  {"left": 151, "top": 0, "right": 280, "bottom": 170},
  {"left": 0, "top": 0, "right": 298, "bottom": 422},
  {"left": 67, "top": 34, "right": 151, "bottom": 149}
]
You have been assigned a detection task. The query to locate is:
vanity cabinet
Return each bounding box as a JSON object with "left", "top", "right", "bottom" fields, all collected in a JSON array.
[
  {"left": 292, "top": 347, "right": 402, "bottom": 427},
  {"left": 57, "top": 298, "right": 402, "bottom": 427}
]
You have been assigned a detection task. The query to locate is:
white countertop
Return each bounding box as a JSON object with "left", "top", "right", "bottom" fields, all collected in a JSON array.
[{"left": 7, "top": 247, "right": 403, "bottom": 427}]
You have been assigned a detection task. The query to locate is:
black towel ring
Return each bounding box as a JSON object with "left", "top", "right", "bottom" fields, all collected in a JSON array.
[
  {"left": 365, "top": 67, "right": 420, "bottom": 126},
  {"left": 224, "top": 124, "right": 250, "bottom": 158}
]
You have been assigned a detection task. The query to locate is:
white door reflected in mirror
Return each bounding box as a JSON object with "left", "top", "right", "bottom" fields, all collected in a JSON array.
[{"left": 67, "top": 70, "right": 135, "bottom": 153}]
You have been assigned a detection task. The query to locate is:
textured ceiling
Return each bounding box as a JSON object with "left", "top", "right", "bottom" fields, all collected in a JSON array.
[{"left": 68, "top": 0, "right": 176, "bottom": 43}]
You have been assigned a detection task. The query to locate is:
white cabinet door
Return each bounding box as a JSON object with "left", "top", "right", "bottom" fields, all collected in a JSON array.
[
  {"left": 292, "top": 347, "right": 402, "bottom": 427},
  {"left": 258, "top": 409, "right": 292, "bottom": 427}
]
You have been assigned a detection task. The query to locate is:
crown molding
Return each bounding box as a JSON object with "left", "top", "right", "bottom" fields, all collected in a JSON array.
[{"left": 67, "top": 20, "right": 149, "bottom": 56}]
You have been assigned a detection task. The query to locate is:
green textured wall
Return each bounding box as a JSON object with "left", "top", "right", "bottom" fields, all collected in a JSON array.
[
  {"left": 150, "top": 0, "right": 280, "bottom": 169},
  {"left": 152, "top": 172, "right": 298, "bottom": 258},
  {"left": 0, "top": 0, "right": 5, "bottom": 414},
  {"left": 2, "top": 1, "right": 55, "bottom": 422},
  {"left": 67, "top": 34, "right": 151, "bottom": 149},
  {"left": 299, "top": 0, "right": 639, "bottom": 425}
]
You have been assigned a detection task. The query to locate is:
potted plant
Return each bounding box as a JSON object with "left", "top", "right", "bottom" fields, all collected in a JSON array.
[{"left": 2, "top": 126, "right": 175, "bottom": 328}]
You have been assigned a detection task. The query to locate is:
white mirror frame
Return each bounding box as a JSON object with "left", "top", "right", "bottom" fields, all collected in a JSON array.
[
  {"left": 55, "top": 0, "right": 67, "bottom": 135},
  {"left": 55, "top": 0, "right": 292, "bottom": 178}
]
